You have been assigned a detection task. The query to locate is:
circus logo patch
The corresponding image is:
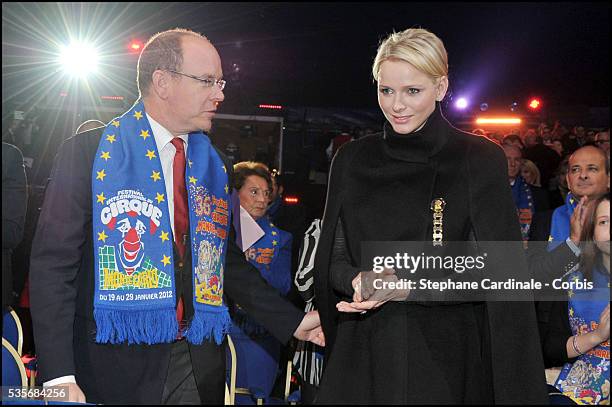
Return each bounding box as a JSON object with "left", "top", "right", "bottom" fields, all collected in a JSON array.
[{"left": 99, "top": 190, "right": 161, "bottom": 275}]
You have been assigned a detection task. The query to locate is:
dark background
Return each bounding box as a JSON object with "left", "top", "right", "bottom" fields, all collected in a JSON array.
[{"left": 2, "top": 2, "right": 610, "bottom": 111}]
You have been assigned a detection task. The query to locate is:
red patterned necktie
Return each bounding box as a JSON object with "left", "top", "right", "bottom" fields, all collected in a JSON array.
[{"left": 171, "top": 137, "right": 187, "bottom": 331}]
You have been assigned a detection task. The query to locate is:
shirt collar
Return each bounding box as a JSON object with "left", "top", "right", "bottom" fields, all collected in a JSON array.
[{"left": 146, "top": 113, "right": 189, "bottom": 152}]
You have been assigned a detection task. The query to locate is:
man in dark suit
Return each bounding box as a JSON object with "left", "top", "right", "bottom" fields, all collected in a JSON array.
[
  {"left": 2, "top": 142, "right": 27, "bottom": 312},
  {"left": 30, "top": 28, "right": 323, "bottom": 404},
  {"left": 503, "top": 145, "right": 550, "bottom": 241}
]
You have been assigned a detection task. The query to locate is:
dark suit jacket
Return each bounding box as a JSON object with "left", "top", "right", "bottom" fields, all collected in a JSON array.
[
  {"left": 2, "top": 142, "right": 27, "bottom": 311},
  {"left": 29, "top": 127, "right": 304, "bottom": 404},
  {"left": 530, "top": 184, "right": 550, "bottom": 213}
]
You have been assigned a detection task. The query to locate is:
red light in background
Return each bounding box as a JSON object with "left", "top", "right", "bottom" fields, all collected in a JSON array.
[
  {"left": 528, "top": 98, "right": 541, "bottom": 110},
  {"left": 129, "top": 40, "right": 143, "bottom": 52},
  {"left": 284, "top": 196, "right": 299, "bottom": 205},
  {"left": 259, "top": 104, "right": 283, "bottom": 110}
]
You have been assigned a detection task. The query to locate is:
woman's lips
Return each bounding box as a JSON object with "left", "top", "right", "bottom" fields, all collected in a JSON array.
[{"left": 392, "top": 115, "right": 412, "bottom": 124}]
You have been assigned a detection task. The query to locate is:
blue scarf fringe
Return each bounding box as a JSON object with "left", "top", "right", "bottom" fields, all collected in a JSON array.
[
  {"left": 185, "top": 304, "right": 231, "bottom": 345},
  {"left": 94, "top": 308, "right": 178, "bottom": 344}
]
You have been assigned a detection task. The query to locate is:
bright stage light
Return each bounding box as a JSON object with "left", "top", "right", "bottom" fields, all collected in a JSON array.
[
  {"left": 475, "top": 117, "right": 522, "bottom": 125},
  {"left": 59, "top": 42, "right": 99, "bottom": 77},
  {"left": 455, "top": 97, "right": 469, "bottom": 109}
]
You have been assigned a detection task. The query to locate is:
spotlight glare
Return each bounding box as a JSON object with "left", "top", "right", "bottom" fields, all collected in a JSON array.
[
  {"left": 455, "top": 97, "right": 468, "bottom": 109},
  {"left": 528, "top": 98, "right": 541, "bottom": 110},
  {"left": 59, "top": 42, "right": 99, "bottom": 77}
]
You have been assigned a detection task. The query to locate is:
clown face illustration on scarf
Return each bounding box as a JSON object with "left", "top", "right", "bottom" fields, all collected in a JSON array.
[{"left": 116, "top": 217, "right": 146, "bottom": 275}]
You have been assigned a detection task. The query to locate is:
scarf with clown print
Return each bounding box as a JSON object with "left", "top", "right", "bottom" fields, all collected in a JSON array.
[{"left": 92, "top": 100, "right": 231, "bottom": 345}]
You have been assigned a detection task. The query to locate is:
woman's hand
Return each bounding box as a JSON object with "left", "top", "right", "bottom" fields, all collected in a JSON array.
[
  {"left": 339, "top": 269, "right": 409, "bottom": 313},
  {"left": 593, "top": 304, "right": 610, "bottom": 343}
]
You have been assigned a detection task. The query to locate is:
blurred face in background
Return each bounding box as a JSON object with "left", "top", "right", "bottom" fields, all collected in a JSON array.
[
  {"left": 594, "top": 199, "right": 610, "bottom": 256},
  {"left": 238, "top": 175, "right": 271, "bottom": 220},
  {"left": 524, "top": 133, "right": 538, "bottom": 148},
  {"left": 521, "top": 165, "right": 538, "bottom": 185},
  {"left": 503, "top": 145, "right": 522, "bottom": 181},
  {"left": 595, "top": 131, "right": 610, "bottom": 153},
  {"left": 377, "top": 59, "right": 448, "bottom": 134}
]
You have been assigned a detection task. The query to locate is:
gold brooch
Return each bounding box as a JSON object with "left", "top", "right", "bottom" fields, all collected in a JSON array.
[{"left": 430, "top": 198, "right": 446, "bottom": 246}]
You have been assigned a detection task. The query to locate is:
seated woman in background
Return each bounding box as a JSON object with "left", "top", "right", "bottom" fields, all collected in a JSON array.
[
  {"left": 521, "top": 159, "right": 542, "bottom": 187},
  {"left": 229, "top": 161, "right": 293, "bottom": 403},
  {"left": 553, "top": 192, "right": 610, "bottom": 404}
]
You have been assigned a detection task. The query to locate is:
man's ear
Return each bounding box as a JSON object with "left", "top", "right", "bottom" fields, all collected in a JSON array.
[{"left": 151, "top": 69, "right": 171, "bottom": 99}]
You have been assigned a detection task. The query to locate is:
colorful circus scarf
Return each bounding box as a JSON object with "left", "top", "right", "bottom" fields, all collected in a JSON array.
[
  {"left": 92, "top": 100, "right": 231, "bottom": 345},
  {"left": 510, "top": 176, "right": 535, "bottom": 241}
]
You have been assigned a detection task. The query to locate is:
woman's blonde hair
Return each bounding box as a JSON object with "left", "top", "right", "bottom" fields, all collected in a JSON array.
[
  {"left": 372, "top": 28, "right": 448, "bottom": 82},
  {"left": 521, "top": 159, "right": 542, "bottom": 187}
]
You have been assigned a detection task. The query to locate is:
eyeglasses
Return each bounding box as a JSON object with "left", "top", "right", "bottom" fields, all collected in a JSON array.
[
  {"left": 166, "top": 70, "right": 226, "bottom": 91},
  {"left": 595, "top": 139, "right": 610, "bottom": 144}
]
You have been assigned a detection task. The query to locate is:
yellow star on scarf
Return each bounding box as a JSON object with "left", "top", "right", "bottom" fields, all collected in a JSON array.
[
  {"left": 96, "top": 192, "right": 106, "bottom": 204},
  {"left": 151, "top": 171, "right": 161, "bottom": 182},
  {"left": 272, "top": 240, "right": 278, "bottom": 246},
  {"left": 270, "top": 223, "right": 275, "bottom": 227},
  {"left": 225, "top": 185, "right": 229, "bottom": 194},
  {"left": 111, "top": 120, "right": 120, "bottom": 128},
  {"left": 271, "top": 231, "right": 277, "bottom": 236},
  {"left": 548, "top": 235, "right": 554, "bottom": 242},
  {"left": 133, "top": 111, "right": 143, "bottom": 120},
  {"left": 569, "top": 307, "right": 574, "bottom": 317},
  {"left": 96, "top": 169, "right": 107, "bottom": 181},
  {"left": 188, "top": 159, "right": 193, "bottom": 168},
  {"left": 156, "top": 193, "right": 165, "bottom": 203},
  {"left": 100, "top": 151, "right": 111, "bottom": 161},
  {"left": 568, "top": 289, "right": 574, "bottom": 298},
  {"left": 106, "top": 134, "right": 116, "bottom": 143},
  {"left": 146, "top": 150, "right": 156, "bottom": 160},
  {"left": 98, "top": 230, "right": 108, "bottom": 242},
  {"left": 222, "top": 165, "right": 227, "bottom": 173},
  {"left": 189, "top": 176, "right": 197, "bottom": 184},
  {"left": 140, "top": 130, "right": 150, "bottom": 140},
  {"left": 159, "top": 231, "right": 170, "bottom": 243},
  {"left": 161, "top": 254, "right": 171, "bottom": 266}
]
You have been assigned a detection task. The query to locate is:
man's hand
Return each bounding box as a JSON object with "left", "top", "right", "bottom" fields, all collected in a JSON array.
[
  {"left": 570, "top": 196, "right": 589, "bottom": 244},
  {"left": 293, "top": 310, "right": 325, "bottom": 347},
  {"left": 46, "top": 383, "right": 86, "bottom": 403}
]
